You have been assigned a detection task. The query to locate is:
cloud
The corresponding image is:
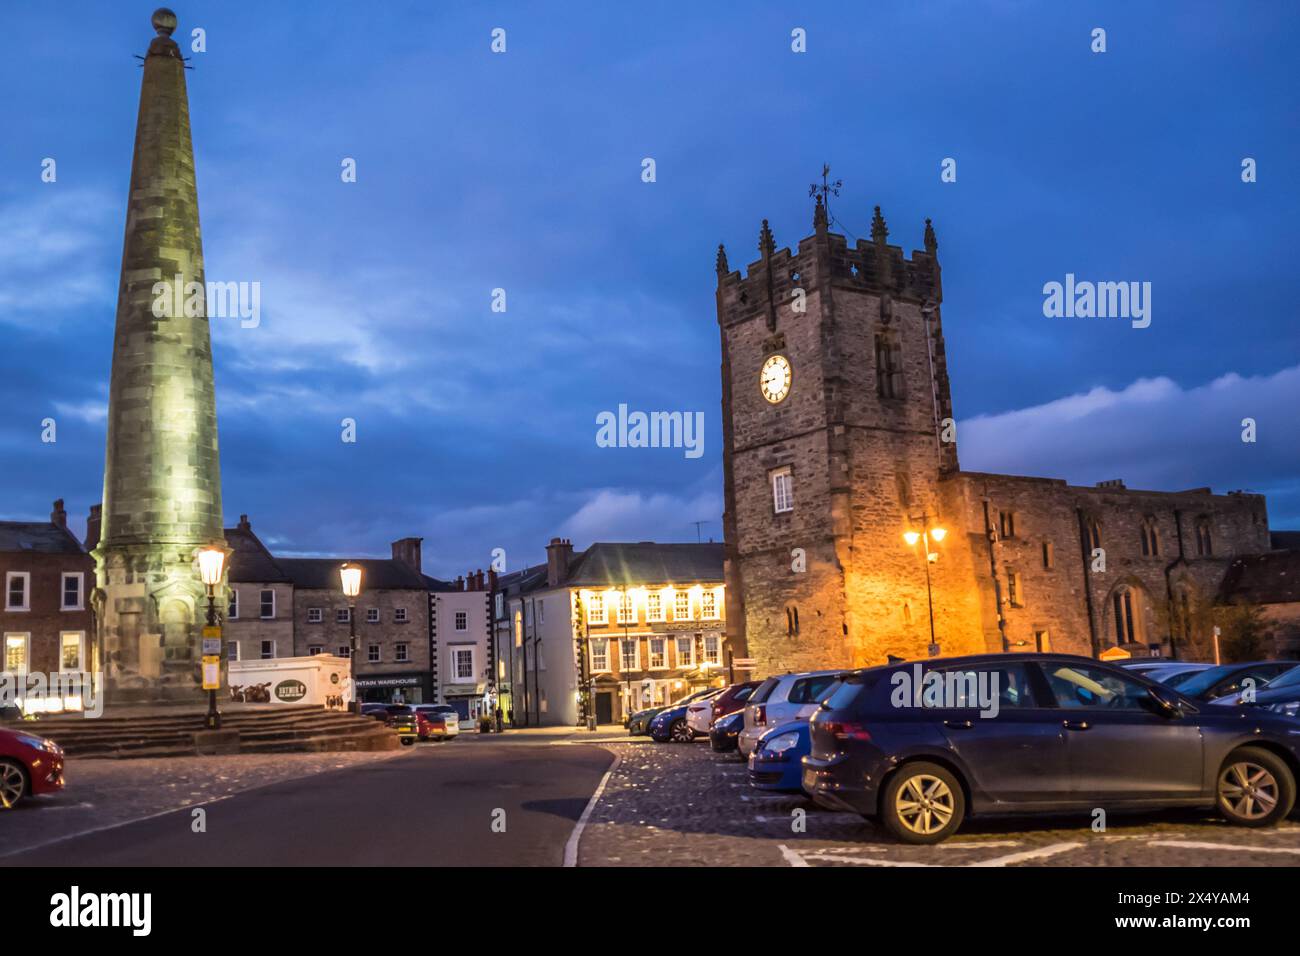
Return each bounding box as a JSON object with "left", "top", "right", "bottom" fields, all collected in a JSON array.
[
  {"left": 959, "top": 364, "right": 1300, "bottom": 526},
  {"left": 0, "top": 189, "right": 116, "bottom": 326},
  {"left": 560, "top": 486, "right": 724, "bottom": 544}
]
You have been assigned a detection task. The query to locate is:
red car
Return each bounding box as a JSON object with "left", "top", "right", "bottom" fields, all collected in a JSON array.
[
  {"left": 686, "top": 680, "right": 762, "bottom": 734},
  {"left": 0, "top": 726, "right": 65, "bottom": 809}
]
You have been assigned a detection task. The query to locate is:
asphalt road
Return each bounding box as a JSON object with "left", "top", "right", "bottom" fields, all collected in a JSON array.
[{"left": 7, "top": 740, "right": 614, "bottom": 866}]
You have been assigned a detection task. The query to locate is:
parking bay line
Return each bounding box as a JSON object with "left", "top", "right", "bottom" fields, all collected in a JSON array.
[{"left": 1148, "top": 840, "right": 1300, "bottom": 855}]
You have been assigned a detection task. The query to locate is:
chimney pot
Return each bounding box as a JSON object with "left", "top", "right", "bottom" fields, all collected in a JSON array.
[
  {"left": 545, "top": 536, "right": 574, "bottom": 588},
  {"left": 50, "top": 499, "right": 67, "bottom": 528}
]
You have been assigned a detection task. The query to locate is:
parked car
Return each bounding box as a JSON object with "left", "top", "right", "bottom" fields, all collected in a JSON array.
[
  {"left": 687, "top": 680, "right": 761, "bottom": 735},
  {"left": 803, "top": 653, "right": 1300, "bottom": 845},
  {"left": 0, "top": 726, "right": 65, "bottom": 809},
  {"left": 627, "top": 687, "right": 717, "bottom": 736},
  {"left": 382, "top": 706, "right": 419, "bottom": 746},
  {"left": 360, "top": 702, "right": 391, "bottom": 721},
  {"left": 1175, "top": 661, "right": 1300, "bottom": 702},
  {"left": 413, "top": 704, "right": 460, "bottom": 740},
  {"left": 1162, "top": 665, "right": 1217, "bottom": 689},
  {"left": 747, "top": 719, "right": 811, "bottom": 792},
  {"left": 739, "top": 670, "right": 842, "bottom": 757},
  {"left": 1212, "top": 664, "right": 1300, "bottom": 715},
  {"left": 1142, "top": 662, "right": 1213, "bottom": 685},
  {"left": 649, "top": 702, "right": 697, "bottom": 742},
  {"left": 710, "top": 709, "right": 744, "bottom": 753}
]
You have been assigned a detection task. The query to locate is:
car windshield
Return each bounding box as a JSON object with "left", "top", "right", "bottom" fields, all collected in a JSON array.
[
  {"left": 1173, "top": 665, "right": 1237, "bottom": 696},
  {"left": 750, "top": 677, "right": 779, "bottom": 704}
]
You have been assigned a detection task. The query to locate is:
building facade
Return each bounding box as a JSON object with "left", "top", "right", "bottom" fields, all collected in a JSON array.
[
  {"left": 495, "top": 538, "right": 729, "bottom": 727},
  {"left": 0, "top": 500, "right": 97, "bottom": 712},
  {"left": 223, "top": 518, "right": 493, "bottom": 713},
  {"left": 718, "top": 202, "right": 1278, "bottom": 672}
]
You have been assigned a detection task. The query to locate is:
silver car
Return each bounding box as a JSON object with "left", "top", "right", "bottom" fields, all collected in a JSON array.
[{"left": 738, "top": 670, "right": 842, "bottom": 757}]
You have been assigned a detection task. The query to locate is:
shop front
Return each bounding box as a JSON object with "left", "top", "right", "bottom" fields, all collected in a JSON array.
[
  {"left": 440, "top": 682, "right": 489, "bottom": 722},
  {"left": 355, "top": 672, "right": 431, "bottom": 704}
]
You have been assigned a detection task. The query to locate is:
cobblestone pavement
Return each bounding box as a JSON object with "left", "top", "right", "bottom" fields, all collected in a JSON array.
[
  {"left": 0, "top": 748, "right": 409, "bottom": 859},
  {"left": 577, "top": 741, "right": 1300, "bottom": 867}
]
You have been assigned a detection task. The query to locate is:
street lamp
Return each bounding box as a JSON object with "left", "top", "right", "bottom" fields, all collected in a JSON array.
[
  {"left": 197, "top": 546, "right": 225, "bottom": 730},
  {"left": 903, "top": 516, "right": 947, "bottom": 656},
  {"left": 340, "top": 562, "right": 363, "bottom": 713}
]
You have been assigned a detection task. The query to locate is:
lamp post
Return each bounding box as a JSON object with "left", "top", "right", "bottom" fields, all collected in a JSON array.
[
  {"left": 903, "top": 516, "right": 947, "bottom": 656},
  {"left": 339, "top": 562, "right": 363, "bottom": 713},
  {"left": 197, "top": 547, "right": 226, "bottom": 730}
]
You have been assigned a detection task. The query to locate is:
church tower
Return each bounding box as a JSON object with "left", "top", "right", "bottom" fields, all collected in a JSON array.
[
  {"left": 718, "top": 198, "right": 985, "bottom": 673},
  {"left": 95, "top": 9, "right": 225, "bottom": 698}
]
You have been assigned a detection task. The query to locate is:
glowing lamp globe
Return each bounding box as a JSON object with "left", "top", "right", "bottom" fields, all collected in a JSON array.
[
  {"left": 197, "top": 548, "right": 225, "bottom": 587},
  {"left": 339, "top": 562, "right": 363, "bottom": 599},
  {"left": 930, "top": 527, "right": 947, "bottom": 542},
  {"left": 903, "top": 530, "right": 921, "bottom": 547}
]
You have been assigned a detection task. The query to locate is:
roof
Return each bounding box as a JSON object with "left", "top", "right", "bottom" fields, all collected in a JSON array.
[
  {"left": 225, "top": 525, "right": 291, "bottom": 583},
  {"left": 495, "top": 562, "right": 549, "bottom": 597},
  {"left": 563, "top": 542, "right": 724, "bottom": 588},
  {"left": 0, "top": 521, "right": 87, "bottom": 555},
  {"left": 274, "top": 557, "right": 431, "bottom": 591},
  {"left": 1271, "top": 531, "right": 1300, "bottom": 550},
  {"left": 1219, "top": 549, "right": 1300, "bottom": 606}
]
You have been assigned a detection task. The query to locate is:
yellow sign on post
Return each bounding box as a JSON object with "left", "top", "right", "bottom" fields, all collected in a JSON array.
[{"left": 202, "top": 655, "right": 221, "bottom": 691}]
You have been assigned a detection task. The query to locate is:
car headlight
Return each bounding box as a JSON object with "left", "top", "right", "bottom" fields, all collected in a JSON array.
[
  {"left": 1268, "top": 701, "right": 1300, "bottom": 717},
  {"left": 15, "top": 734, "right": 51, "bottom": 752},
  {"left": 762, "top": 732, "right": 800, "bottom": 754}
]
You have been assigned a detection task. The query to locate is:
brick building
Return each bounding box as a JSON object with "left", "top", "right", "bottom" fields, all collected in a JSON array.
[
  {"left": 1, "top": 500, "right": 96, "bottom": 710},
  {"left": 717, "top": 201, "right": 1280, "bottom": 672},
  {"left": 494, "top": 539, "right": 728, "bottom": 727}
]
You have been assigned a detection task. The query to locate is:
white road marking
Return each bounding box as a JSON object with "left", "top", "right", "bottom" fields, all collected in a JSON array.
[
  {"left": 967, "top": 842, "right": 1084, "bottom": 867},
  {"left": 563, "top": 750, "right": 622, "bottom": 868},
  {"left": 1149, "top": 840, "right": 1300, "bottom": 855},
  {"left": 777, "top": 843, "right": 810, "bottom": 867}
]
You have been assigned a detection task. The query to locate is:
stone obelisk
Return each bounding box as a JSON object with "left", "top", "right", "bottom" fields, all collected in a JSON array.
[{"left": 95, "top": 8, "right": 224, "bottom": 701}]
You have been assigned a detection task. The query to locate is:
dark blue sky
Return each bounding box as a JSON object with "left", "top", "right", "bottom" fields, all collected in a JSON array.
[{"left": 2, "top": 1, "right": 1297, "bottom": 578}]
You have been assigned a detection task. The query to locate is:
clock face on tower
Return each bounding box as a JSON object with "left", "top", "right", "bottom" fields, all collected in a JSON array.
[{"left": 760, "top": 354, "right": 792, "bottom": 404}]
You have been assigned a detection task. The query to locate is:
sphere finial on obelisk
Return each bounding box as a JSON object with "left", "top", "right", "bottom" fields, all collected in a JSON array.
[{"left": 152, "top": 7, "right": 177, "bottom": 37}]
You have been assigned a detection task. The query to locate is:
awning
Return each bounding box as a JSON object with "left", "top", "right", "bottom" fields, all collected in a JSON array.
[{"left": 441, "top": 682, "right": 487, "bottom": 697}]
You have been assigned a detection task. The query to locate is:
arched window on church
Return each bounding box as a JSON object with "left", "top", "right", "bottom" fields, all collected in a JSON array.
[
  {"left": 1086, "top": 519, "right": 1102, "bottom": 553},
  {"left": 1195, "top": 517, "right": 1213, "bottom": 556},
  {"left": 1139, "top": 516, "right": 1159, "bottom": 557},
  {"left": 874, "top": 331, "right": 904, "bottom": 399},
  {"left": 785, "top": 605, "right": 800, "bottom": 636},
  {"left": 1112, "top": 587, "right": 1142, "bottom": 645}
]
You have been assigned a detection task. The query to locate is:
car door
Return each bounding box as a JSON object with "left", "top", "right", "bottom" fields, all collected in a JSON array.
[
  {"left": 1038, "top": 660, "right": 1203, "bottom": 801},
  {"left": 928, "top": 661, "right": 1072, "bottom": 807}
]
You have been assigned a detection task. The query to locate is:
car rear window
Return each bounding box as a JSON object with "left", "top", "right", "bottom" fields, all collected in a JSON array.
[
  {"left": 824, "top": 680, "right": 864, "bottom": 711},
  {"left": 733, "top": 686, "right": 756, "bottom": 703},
  {"left": 750, "top": 677, "right": 779, "bottom": 704},
  {"left": 788, "top": 675, "right": 837, "bottom": 704}
]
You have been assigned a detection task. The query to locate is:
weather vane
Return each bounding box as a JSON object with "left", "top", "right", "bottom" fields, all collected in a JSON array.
[{"left": 809, "top": 164, "right": 843, "bottom": 222}]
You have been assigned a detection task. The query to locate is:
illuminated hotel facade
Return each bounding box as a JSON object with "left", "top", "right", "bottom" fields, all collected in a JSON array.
[{"left": 492, "top": 539, "right": 729, "bottom": 727}]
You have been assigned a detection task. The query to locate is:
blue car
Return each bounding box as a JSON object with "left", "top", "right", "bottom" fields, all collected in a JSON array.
[
  {"left": 649, "top": 702, "right": 698, "bottom": 742},
  {"left": 747, "top": 719, "right": 810, "bottom": 791}
]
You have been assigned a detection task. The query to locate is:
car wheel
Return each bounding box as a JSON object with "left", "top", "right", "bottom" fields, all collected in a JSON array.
[
  {"left": 880, "top": 762, "right": 965, "bottom": 845},
  {"left": 0, "top": 759, "right": 28, "bottom": 809},
  {"left": 1216, "top": 747, "right": 1296, "bottom": 827},
  {"left": 670, "top": 719, "right": 694, "bottom": 743}
]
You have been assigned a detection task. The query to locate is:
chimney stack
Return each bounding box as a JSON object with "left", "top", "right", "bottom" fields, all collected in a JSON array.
[
  {"left": 50, "top": 498, "right": 67, "bottom": 529},
  {"left": 238, "top": 514, "right": 251, "bottom": 531},
  {"left": 546, "top": 537, "right": 574, "bottom": 588},
  {"left": 85, "top": 504, "right": 102, "bottom": 552},
  {"left": 391, "top": 536, "right": 423, "bottom": 572},
  {"left": 475, "top": 569, "right": 485, "bottom": 591},
  {"left": 455, "top": 574, "right": 464, "bottom": 591}
]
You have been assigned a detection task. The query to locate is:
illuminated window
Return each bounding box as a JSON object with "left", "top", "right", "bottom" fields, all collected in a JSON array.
[
  {"left": 59, "top": 632, "right": 83, "bottom": 672},
  {"left": 617, "top": 592, "right": 635, "bottom": 624},
  {"left": 620, "top": 638, "right": 640, "bottom": 671},
  {"left": 649, "top": 637, "right": 667, "bottom": 669},
  {"left": 703, "top": 634, "right": 721, "bottom": 666},
  {"left": 646, "top": 591, "right": 664, "bottom": 622},
  {"left": 701, "top": 590, "right": 719, "bottom": 619},
  {"left": 588, "top": 594, "right": 606, "bottom": 624},
  {"left": 676, "top": 636, "right": 695, "bottom": 667},
  {"left": 674, "top": 590, "right": 691, "bottom": 620},
  {"left": 590, "top": 639, "right": 609, "bottom": 672}
]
